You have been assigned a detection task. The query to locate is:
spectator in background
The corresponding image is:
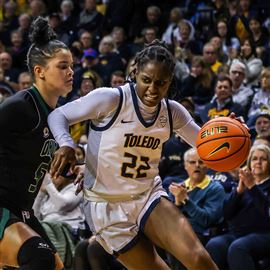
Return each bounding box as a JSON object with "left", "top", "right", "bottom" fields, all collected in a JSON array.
[
  {"left": 77, "top": 0, "right": 107, "bottom": 48},
  {"left": 142, "top": 26, "right": 159, "bottom": 45},
  {"left": 75, "top": 144, "right": 86, "bottom": 164},
  {"left": 70, "top": 71, "right": 96, "bottom": 144},
  {"left": 18, "top": 71, "right": 32, "bottom": 91},
  {"left": 0, "top": 0, "right": 18, "bottom": 46},
  {"left": 173, "top": 19, "right": 201, "bottom": 65},
  {"left": 162, "top": 7, "right": 183, "bottom": 47},
  {"left": 206, "top": 144, "right": 270, "bottom": 270},
  {"left": 253, "top": 138, "right": 270, "bottom": 148},
  {"left": 48, "top": 12, "right": 72, "bottom": 46},
  {"left": 209, "top": 36, "right": 227, "bottom": 64},
  {"left": 110, "top": 70, "right": 125, "bottom": 88},
  {"left": 33, "top": 173, "right": 84, "bottom": 237},
  {"left": 249, "top": 15, "right": 269, "bottom": 48},
  {"left": 229, "top": 0, "right": 255, "bottom": 44},
  {"left": 79, "top": 30, "right": 93, "bottom": 51},
  {"left": 201, "top": 73, "right": 245, "bottom": 123},
  {"left": 215, "top": 19, "right": 240, "bottom": 64},
  {"left": 254, "top": 113, "right": 270, "bottom": 143},
  {"left": 0, "top": 65, "right": 14, "bottom": 103},
  {"left": 168, "top": 148, "right": 225, "bottom": 269},
  {"left": 202, "top": 42, "right": 222, "bottom": 74},
  {"left": 111, "top": 26, "right": 132, "bottom": 67},
  {"left": 17, "top": 13, "right": 31, "bottom": 47},
  {"left": 28, "top": 0, "right": 47, "bottom": 19},
  {"left": 180, "top": 55, "right": 216, "bottom": 115},
  {"left": 229, "top": 59, "right": 254, "bottom": 116},
  {"left": 239, "top": 37, "right": 263, "bottom": 88},
  {"left": 7, "top": 29, "right": 29, "bottom": 71},
  {"left": 95, "top": 35, "right": 125, "bottom": 86},
  {"left": 72, "top": 47, "right": 102, "bottom": 96},
  {"left": 0, "top": 51, "right": 20, "bottom": 91},
  {"left": 248, "top": 68, "right": 270, "bottom": 122},
  {"left": 33, "top": 172, "right": 85, "bottom": 269},
  {"left": 59, "top": 0, "right": 77, "bottom": 34},
  {"left": 173, "top": 45, "right": 190, "bottom": 86}
]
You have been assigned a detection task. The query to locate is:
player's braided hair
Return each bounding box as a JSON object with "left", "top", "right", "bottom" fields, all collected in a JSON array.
[
  {"left": 133, "top": 39, "right": 175, "bottom": 76},
  {"left": 26, "top": 16, "right": 69, "bottom": 81},
  {"left": 127, "top": 39, "right": 178, "bottom": 99}
]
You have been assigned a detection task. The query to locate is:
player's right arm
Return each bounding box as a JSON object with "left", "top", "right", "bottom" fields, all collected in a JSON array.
[{"left": 48, "top": 87, "right": 121, "bottom": 178}]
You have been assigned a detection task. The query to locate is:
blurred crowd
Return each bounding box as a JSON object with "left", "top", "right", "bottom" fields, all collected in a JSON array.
[{"left": 1, "top": 0, "right": 270, "bottom": 270}]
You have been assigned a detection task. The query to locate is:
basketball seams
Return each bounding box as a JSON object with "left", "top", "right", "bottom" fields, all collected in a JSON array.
[
  {"left": 199, "top": 137, "right": 248, "bottom": 162},
  {"left": 196, "top": 135, "right": 248, "bottom": 148},
  {"left": 196, "top": 117, "right": 251, "bottom": 171}
]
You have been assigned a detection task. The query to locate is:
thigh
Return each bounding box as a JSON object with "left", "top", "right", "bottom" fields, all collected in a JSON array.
[
  {"left": 143, "top": 197, "right": 217, "bottom": 270},
  {"left": 0, "top": 222, "right": 39, "bottom": 267},
  {"left": 117, "top": 235, "right": 170, "bottom": 270}
]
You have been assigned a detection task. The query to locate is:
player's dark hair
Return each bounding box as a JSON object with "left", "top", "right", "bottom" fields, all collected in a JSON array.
[
  {"left": 133, "top": 39, "right": 175, "bottom": 76},
  {"left": 27, "top": 16, "right": 69, "bottom": 81},
  {"left": 127, "top": 39, "right": 177, "bottom": 99}
]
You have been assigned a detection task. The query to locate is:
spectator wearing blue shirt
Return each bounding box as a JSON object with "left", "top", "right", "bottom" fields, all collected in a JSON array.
[{"left": 206, "top": 144, "right": 270, "bottom": 270}]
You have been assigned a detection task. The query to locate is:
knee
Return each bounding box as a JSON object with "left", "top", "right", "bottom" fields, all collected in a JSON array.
[
  {"left": 18, "top": 236, "right": 55, "bottom": 270},
  {"left": 228, "top": 239, "right": 247, "bottom": 257},
  {"left": 206, "top": 237, "right": 223, "bottom": 255}
]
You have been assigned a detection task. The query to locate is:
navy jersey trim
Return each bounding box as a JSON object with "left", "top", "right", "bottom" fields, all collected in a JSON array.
[
  {"left": 90, "top": 87, "right": 123, "bottom": 131},
  {"left": 114, "top": 233, "right": 141, "bottom": 255},
  {"left": 166, "top": 99, "right": 173, "bottom": 138},
  {"left": 130, "top": 83, "right": 161, "bottom": 128},
  {"left": 139, "top": 196, "right": 170, "bottom": 233}
]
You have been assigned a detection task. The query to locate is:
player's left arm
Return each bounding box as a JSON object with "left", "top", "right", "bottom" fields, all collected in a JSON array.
[{"left": 169, "top": 100, "right": 201, "bottom": 147}]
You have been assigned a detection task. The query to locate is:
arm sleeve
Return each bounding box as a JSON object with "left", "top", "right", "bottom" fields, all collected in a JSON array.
[
  {"left": 48, "top": 87, "right": 120, "bottom": 148},
  {"left": 169, "top": 100, "right": 201, "bottom": 147}
]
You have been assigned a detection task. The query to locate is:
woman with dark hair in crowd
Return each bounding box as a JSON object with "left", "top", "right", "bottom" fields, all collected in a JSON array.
[
  {"left": 0, "top": 16, "right": 74, "bottom": 270},
  {"left": 180, "top": 55, "right": 216, "bottom": 114}
]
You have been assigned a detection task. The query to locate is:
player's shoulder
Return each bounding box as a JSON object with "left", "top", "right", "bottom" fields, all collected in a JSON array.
[
  {"left": 0, "top": 89, "right": 33, "bottom": 111},
  {"left": 167, "top": 99, "right": 188, "bottom": 113}
]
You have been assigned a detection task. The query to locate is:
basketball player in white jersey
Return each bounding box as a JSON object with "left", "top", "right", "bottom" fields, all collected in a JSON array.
[{"left": 48, "top": 40, "right": 218, "bottom": 270}]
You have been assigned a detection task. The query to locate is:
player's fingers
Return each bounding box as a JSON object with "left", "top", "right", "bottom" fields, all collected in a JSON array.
[
  {"left": 50, "top": 156, "right": 62, "bottom": 179},
  {"left": 229, "top": 112, "right": 236, "bottom": 119}
]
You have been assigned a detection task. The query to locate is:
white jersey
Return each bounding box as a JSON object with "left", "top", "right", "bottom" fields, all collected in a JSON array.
[
  {"left": 48, "top": 82, "right": 200, "bottom": 202},
  {"left": 85, "top": 83, "right": 172, "bottom": 200}
]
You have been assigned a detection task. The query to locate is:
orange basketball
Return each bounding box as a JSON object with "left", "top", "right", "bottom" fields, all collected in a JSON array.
[{"left": 196, "top": 117, "right": 251, "bottom": 172}]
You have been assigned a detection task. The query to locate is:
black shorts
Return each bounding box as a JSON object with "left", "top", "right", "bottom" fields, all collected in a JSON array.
[{"left": 0, "top": 207, "right": 56, "bottom": 253}]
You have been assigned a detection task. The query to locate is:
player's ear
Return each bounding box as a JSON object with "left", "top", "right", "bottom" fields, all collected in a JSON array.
[{"left": 34, "top": 65, "right": 45, "bottom": 80}]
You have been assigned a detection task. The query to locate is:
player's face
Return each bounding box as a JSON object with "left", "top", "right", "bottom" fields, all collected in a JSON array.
[
  {"left": 250, "top": 150, "right": 270, "bottom": 178},
  {"left": 135, "top": 61, "right": 172, "bottom": 107},
  {"left": 42, "top": 48, "right": 74, "bottom": 96}
]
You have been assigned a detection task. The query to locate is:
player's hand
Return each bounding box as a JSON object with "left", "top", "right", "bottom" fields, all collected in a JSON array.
[
  {"left": 229, "top": 112, "right": 249, "bottom": 130},
  {"left": 50, "top": 146, "right": 76, "bottom": 180},
  {"left": 73, "top": 164, "right": 85, "bottom": 195}
]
